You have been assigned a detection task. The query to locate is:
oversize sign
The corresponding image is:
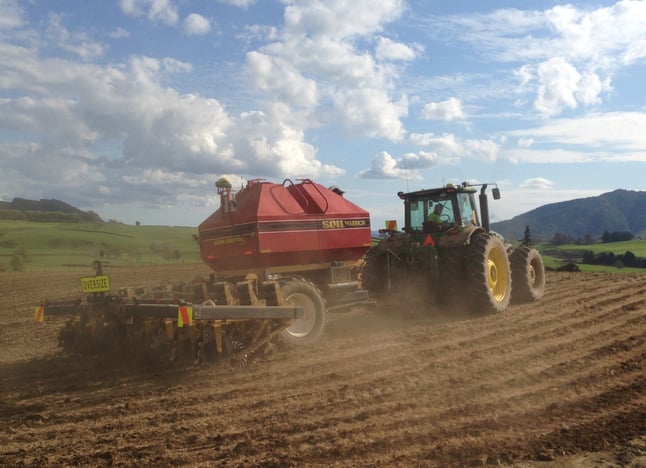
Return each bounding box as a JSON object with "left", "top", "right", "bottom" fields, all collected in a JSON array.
[{"left": 81, "top": 275, "right": 110, "bottom": 293}]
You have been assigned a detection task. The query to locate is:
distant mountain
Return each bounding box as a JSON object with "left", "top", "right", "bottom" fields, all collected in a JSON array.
[
  {"left": 491, "top": 189, "right": 646, "bottom": 242},
  {"left": 0, "top": 197, "right": 103, "bottom": 222}
]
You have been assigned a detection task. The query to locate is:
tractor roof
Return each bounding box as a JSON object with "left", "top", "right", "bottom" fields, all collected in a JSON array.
[{"left": 397, "top": 183, "right": 477, "bottom": 200}]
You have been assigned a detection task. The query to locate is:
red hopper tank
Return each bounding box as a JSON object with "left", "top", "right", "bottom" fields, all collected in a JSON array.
[{"left": 198, "top": 179, "right": 372, "bottom": 278}]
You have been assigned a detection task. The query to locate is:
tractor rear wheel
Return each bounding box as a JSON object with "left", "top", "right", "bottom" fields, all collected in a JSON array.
[
  {"left": 279, "top": 278, "right": 327, "bottom": 347},
  {"left": 438, "top": 246, "right": 465, "bottom": 308},
  {"left": 466, "top": 232, "right": 511, "bottom": 314},
  {"left": 361, "top": 246, "right": 387, "bottom": 294},
  {"left": 510, "top": 246, "right": 545, "bottom": 303}
]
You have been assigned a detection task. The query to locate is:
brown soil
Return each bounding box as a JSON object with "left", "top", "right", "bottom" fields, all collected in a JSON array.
[{"left": 1, "top": 266, "right": 644, "bottom": 467}]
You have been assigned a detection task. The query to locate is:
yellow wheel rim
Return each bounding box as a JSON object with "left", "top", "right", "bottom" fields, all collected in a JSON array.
[
  {"left": 487, "top": 246, "right": 509, "bottom": 302},
  {"left": 528, "top": 263, "right": 536, "bottom": 286}
]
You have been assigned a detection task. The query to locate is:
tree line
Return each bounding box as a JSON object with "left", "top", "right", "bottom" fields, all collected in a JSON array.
[
  {"left": 0, "top": 209, "right": 103, "bottom": 223},
  {"left": 549, "top": 230, "right": 636, "bottom": 246},
  {"left": 581, "top": 250, "right": 646, "bottom": 269}
]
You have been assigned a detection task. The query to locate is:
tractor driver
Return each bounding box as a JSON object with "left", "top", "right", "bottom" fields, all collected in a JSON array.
[{"left": 427, "top": 203, "right": 444, "bottom": 230}]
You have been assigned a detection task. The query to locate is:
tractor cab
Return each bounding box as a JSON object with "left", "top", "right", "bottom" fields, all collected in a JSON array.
[
  {"left": 399, "top": 184, "right": 477, "bottom": 240},
  {"left": 398, "top": 182, "right": 500, "bottom": 245}
]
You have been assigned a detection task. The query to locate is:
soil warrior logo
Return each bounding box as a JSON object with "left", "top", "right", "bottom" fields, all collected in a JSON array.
[{"left": 321, "top": 219, "right": 369, "bottom": 229}]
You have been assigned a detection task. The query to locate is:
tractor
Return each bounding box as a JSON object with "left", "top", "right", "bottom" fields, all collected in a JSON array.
[
  {"left": 35, "top": 179, "right": 544, "bottom": 366},
  {"left": 361, "top": 182, "right": 545, "bottom": 314}
]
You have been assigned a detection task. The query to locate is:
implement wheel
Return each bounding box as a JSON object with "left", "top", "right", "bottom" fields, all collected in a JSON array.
[
  {"left": 279, "top": 278, "right": 327, "bottom": 347},
  {"left": 466, "top": 232, "right": 511, "bottom": 314},
  {"left": 511, "top": 246, "right": 545, "bottom": 303}
]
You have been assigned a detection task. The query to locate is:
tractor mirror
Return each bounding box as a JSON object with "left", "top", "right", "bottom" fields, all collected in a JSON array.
[{"left": 492, "top": 187, "right": 501, "bottom": 200}]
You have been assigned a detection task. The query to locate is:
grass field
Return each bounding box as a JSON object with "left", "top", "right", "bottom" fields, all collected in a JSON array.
[
  {"left": 539, "top": 239, "right": 646, "bottom": 273},
  {"left": 550, "top": 239, "right": 646, "bottom": 256},
  {"left": 0, "top": 220, "right": 201, "bottom": 271}
]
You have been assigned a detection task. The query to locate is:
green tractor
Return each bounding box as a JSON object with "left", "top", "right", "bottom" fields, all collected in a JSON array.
[{"left": 362, "top": 182, "right": 545, "bottom": 314}]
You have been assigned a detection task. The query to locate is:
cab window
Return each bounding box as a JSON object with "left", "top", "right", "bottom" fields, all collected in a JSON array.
[
  {"left": 431, "top": 200, "right": 455, "bottom": 224},
  {"left": 456, "top": 193, "right": 476, "bottom": 226},
  {"left": 408, "top": 199, "right": 426, "bottom": 230}
]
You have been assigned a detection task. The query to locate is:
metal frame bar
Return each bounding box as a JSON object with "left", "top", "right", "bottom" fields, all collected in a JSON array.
[{"left": 40, "top": 300, "right": 303, "bottom": 321}]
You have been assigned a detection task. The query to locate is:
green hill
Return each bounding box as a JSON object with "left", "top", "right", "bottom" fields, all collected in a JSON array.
[
  {"left": 0, "top": 197, "right": 103, "bottom": 222},
  {"left": 492, "top": 189, "right": 646, "bottom": 242},
  {"left": 0, "top": 220, "right": 200, "bottom": 271}
]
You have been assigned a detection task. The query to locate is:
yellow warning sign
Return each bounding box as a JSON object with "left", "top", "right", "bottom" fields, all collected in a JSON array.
[
  {"left": 34, "top": 306, "right": 44, "bottom": 323},
  {"left": 81, "top": 275, "right": 110, "bottom": 293}
]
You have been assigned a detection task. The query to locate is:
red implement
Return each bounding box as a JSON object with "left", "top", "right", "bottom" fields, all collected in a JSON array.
[{"left": 199, "top": 179, "right": 372, "bottom": 277}]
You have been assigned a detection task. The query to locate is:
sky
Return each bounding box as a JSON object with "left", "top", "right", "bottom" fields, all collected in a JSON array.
[{"left": 0, "top": 0, "right": 645, "bottom": 229}]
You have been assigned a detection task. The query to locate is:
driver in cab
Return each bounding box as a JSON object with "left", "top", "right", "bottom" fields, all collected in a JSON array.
[{"left": 426, "top": 203, "right": 445, "bottom": 231}]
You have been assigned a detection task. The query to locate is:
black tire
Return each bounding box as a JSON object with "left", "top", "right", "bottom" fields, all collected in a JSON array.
[
  {"left": 279, "top": 278, "right": 327, "bottom": 347},
  {"left": 438, "top": 246, "right": 465, "bottom": 308},
  {"left": 466, "top": 232, "right": 511, "bottom": 314},
  {"left": 361, "top": 246, "right": 387, "bottom": 294},
  {"left": 510, "top": 246, "right": 545, "bottom": 303}
]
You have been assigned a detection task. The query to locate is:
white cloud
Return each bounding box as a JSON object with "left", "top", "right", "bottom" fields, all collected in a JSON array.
[
  {"left": 622, "top": 38, "right": 646, "bottom": 65},
  {"left": 500, "top": 111, "right": 646, "bottom": 165},
  {"left": 161, "top": 57, "right": 192, "bottom": 73},
  {"left": 505, "top": 147, "right": 646, "bottom": 164},
  {"left": 433, "top": 1, "right": 646, "bottom": 65},
  {"left": 425, "top": 2, "right": 646, "bottom": 117},
  {"left": 420, "top": 97, "right": 466, "bottom": 121},
  {"left": 217, "top": 0, "right": 255, "bottom": 7},
  {"left": 119, "top": 0, "right": 179, "bottom": 25},
  {"left": 230, "top": 106, "right": 344, "bottom": 177},
  {"left": 514, "top": 65, "right": 532, "bottom": 88},
  {"left": 400, "top": 151, "right": 437, "bottom": 170},
  {"left": 331, "top": 88, "right": 406, "bottom": 141},
  {"left": 464, "top": 139, "right": 499, "bottom": 162},
  {"left": 184, "top": 13, "right": 210, "bottom": 35},
  {"left": 533, "top": 58, "right": 612, "bottom": 116},
  {"left": 283, "top": 0, "right": 405, "bottom": 40},
  {"left": 576, "top": 72, "right": 611, "bottom": 106},
  {"left": 409, "top": 133, "right": 434, "bottom": 147},
  {"left": 375, "top": 36, "right": 419, "bottom": 62},
  {"left": 0, "top": 40, "right": 345, "bottom": 213},
  {"left": 244, "top": 0, "right": 409, "bottom": 140},
  {"left": 520, "top": 177, "right": 555, "bottom": 190},
  {"left": 420, "top": 133, "right": 462, "bottom": 159},
  {"left": 517, "top": 137, "right": 533, "bottom": 148},
  {"left": 245, "top": 51, "right": 318, "bottom": 108},
  {"left": 357, "top": 150, "right": 422, "bottom": 180},
  {"left": 544, "top": 2, "right": 646, "bottom": 62},
  {"left": 0, "top": 0, "right": 25, "bottom": 29},
  {"left": 109, "top": 27, "right": 130, "bottom": 39},
  {"left": 408, "top": 132, "right": 498, "bottom": 164},
  {"left": 507, "top": 112, "right": 646, "bottom": 152},
  {"left": 534, "top": 57, "right": 581, "bottom": 116},
  {"left": 45, "top": 13, "right": 105, "bottom": 60}
]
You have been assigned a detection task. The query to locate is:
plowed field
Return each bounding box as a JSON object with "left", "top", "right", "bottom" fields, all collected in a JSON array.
[{"left": 1, "top": 266, "right": 645, "bottom": 467}]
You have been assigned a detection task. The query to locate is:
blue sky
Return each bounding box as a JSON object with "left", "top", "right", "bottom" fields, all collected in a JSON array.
[{"left": 1, "top": 0, "right": 645, "bottom": 228}]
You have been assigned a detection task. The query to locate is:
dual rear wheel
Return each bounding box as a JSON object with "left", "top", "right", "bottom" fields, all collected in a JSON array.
[{"left": 443, "top": 232, "right": 545, "bottom": 314}]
